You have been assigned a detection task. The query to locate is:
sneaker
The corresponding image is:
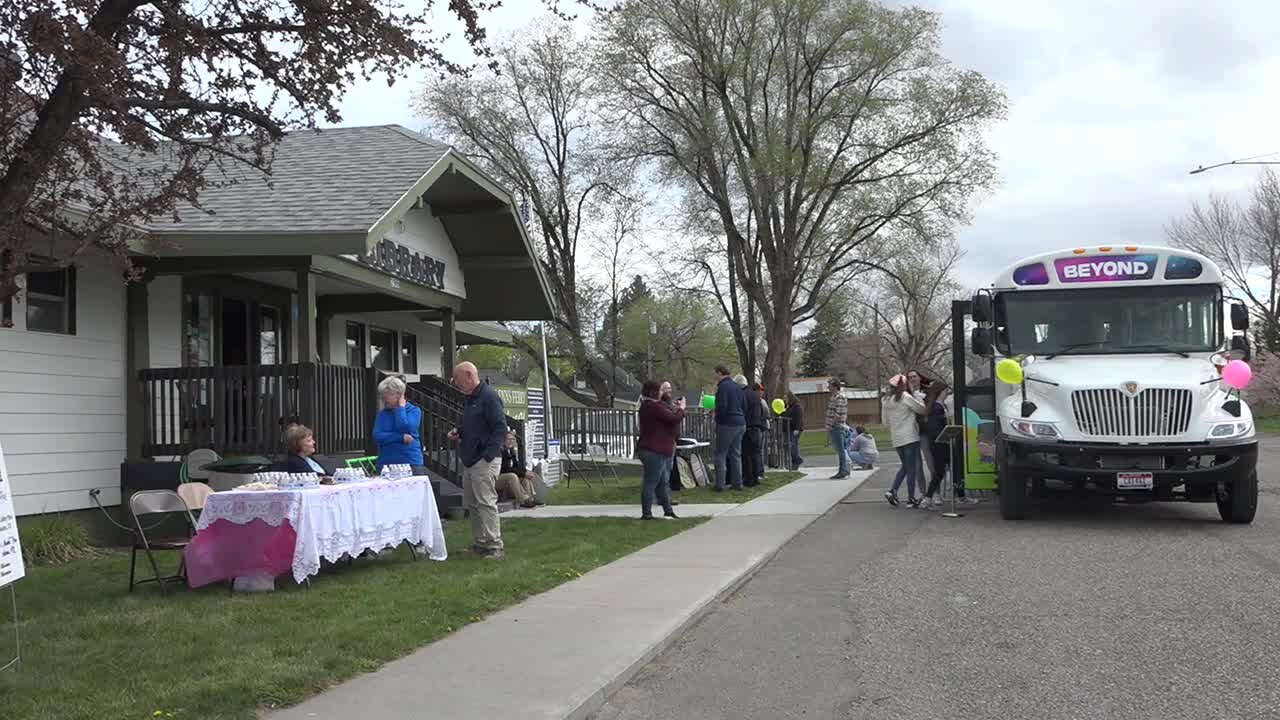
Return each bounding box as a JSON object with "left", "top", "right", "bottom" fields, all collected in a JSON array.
[
  {"left": 922, "top": 497, "right": 939, "bottom": 511},
  {"left": 958, "top": 496, "right": 980, "bottom": 506},
  {"left": 861, "top": 464, "right": 875, "bottom": 470},
  {"left": 664, "top": 510, "right": 680, "bottom": 519},
  {"left": 907, "top": 496, "right": 921, "bottom": 508},
  {"left": 481, "top": 548, "right": 505, "bottom": 560},
  {"left": 884, "top": 491, "right": 899, "bottom": 507}
]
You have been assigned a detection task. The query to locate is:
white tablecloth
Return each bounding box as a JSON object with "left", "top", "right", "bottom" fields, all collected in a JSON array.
[{"left": 197, "top": 477, "right": 448, "bottom": 583}]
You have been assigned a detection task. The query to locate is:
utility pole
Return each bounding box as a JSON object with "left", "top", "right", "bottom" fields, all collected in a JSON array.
[{"left": 874, "top": 302, "right": 883, "bottom": 421}]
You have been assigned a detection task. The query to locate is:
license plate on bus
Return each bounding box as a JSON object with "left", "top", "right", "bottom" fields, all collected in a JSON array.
[{"left": 1116, "top": 472, "right": 1154, "bottom": 490}]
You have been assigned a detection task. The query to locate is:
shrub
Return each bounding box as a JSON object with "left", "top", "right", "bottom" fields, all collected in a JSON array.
[{"left": 19, "top": 514, "right": 100, "bottom": 566}]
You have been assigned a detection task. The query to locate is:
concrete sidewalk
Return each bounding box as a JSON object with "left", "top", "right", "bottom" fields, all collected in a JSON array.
[
  {"left": 504, "top": 503, "right": 737, "bottom": 519},
  {"left": 268, "top": 467, "right": 869, "bottom": 720}
]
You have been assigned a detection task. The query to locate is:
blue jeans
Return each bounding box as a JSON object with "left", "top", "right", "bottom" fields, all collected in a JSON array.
[
  {"left": 638, "top": 449, "right": 674, "bottom": 516},
  {"left": 714, "top": 424, "right": 746, "bottom": 490},
  {"left": 789, "top": 430, "right": 803, "bottom": 468},
  {"left": 848, "top": 450, "right": 878, "bottom": 467},
  {"left": 891, "top": 443, "right": 920, "bottom": 497},
  {"left": 829, "top": 427, "right": 850, "bottom": 476}
]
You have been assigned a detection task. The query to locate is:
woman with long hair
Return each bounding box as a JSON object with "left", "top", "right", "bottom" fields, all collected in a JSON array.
[
  {"left": 883, "top": 374, "right": 928, "bottom": 507},
  {"left": 919, "top": 382, "right": 952, "bottom": 509}
]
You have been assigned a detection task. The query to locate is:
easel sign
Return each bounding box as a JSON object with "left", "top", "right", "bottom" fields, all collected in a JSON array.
[
  {"left": 0, "top": 440, "right": 23, "bottom": 672},
  {"left": 0, "top": 440, "right": 24, "bottom": 588}
]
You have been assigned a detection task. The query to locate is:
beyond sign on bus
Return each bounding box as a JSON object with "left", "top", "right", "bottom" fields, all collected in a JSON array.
[{"left": 1053, "top": 253, "right": 1158, "bottom": 283}]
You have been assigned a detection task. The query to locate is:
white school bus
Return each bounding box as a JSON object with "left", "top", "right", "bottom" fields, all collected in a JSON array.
[{"left": 967, "top": 245, "right": 1257, "bottom": 522}]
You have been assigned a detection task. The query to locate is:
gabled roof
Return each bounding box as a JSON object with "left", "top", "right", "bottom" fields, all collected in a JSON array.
[{"left": 142, "top": 125, "right": 450, "bottom": 236}]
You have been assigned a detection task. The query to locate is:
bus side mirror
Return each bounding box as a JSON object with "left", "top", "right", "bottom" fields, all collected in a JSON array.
[
  {"left": 971, "top": 327, "right": 993, "bottom": 357},
  {"left": 972, "top": 293, "right": 992, "bottom": 323},
  {"left": 1229, "top": 335, "right": 1251, "bottom": 362},
  {"left": 1231, "top": 303, "right": 1249, "bottom": 331}
]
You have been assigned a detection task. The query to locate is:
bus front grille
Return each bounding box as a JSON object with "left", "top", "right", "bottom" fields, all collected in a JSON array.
[{"left": 1070, "top": 388, "right": 1193, "bottom": 437}]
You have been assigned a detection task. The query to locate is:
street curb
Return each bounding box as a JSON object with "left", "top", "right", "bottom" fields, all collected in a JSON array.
[{"left": 562, "top": 473, "right": 869, "bottom": 720}]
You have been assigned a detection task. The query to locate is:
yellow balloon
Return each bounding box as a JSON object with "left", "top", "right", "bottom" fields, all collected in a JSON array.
[
  {"left": 771, "top": 398, "right": 786, "bottom": 415},
  {"left": 995, "top": 358, "right": 1024, "bottom": 385}
]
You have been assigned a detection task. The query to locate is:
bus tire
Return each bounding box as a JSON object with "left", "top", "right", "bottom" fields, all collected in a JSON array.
[
  {"left": 999, "top": 463, "right": 1028, "bottom": 521},
  {"left": 1217, "top": 471, "right": 1257, "bottom": 524}
]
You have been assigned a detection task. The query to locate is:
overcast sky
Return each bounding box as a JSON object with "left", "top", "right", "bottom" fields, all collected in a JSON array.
[{"left": 331, "top": 0, "right": 1280, "bottom": 290}]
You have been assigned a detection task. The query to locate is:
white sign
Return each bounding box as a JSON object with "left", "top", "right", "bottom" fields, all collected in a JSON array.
[{"left": 0, "top": 442, "right": 25, "bottom": 588}]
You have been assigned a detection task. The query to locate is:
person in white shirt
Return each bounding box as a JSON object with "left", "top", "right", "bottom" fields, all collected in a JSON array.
[
  {"left": 847, "top": 426, "right": 879, "bottom": 469},
  {"left": 883, "top": 374, "right": 928, "bottom": 507}
]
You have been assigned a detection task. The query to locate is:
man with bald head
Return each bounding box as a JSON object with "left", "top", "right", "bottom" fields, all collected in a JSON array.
[{"left": 449, "top": 361, "right": 508, "bottom": 558}]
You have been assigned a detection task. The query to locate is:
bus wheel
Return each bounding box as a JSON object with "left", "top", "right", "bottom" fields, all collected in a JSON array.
[
  {"left": 1217, "top": 471, "right": 1258, "bottom": 524},
  {"left": 999, "top": 465, "right": 1028, "bottom": 520}
]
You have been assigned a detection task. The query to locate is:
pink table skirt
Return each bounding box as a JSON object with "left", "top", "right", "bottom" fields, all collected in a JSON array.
[{"left": 185, "top": 518, "right": 298, "bottom": 588}]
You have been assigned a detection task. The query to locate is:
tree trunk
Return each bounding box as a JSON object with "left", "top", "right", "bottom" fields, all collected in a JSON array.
[{"left": 761, "top": 312, "right": 793, "bottom": 406}]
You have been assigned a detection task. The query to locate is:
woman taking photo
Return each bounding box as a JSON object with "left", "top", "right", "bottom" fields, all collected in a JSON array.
[
  {"left": 637, "top": 380, "right": 686, "bottom": 519},
  {"left": 884, "top": 374, "right": 927, "bottom": 507}
]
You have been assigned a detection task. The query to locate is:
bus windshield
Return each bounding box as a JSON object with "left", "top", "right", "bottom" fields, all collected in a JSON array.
[{"left": 997, "top": 284, "right": 1221, "bottom": 356}]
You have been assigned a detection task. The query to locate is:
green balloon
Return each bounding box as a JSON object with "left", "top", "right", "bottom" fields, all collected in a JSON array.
[{"left": 701, "top": 393, "right": 716, "bottom": 409}]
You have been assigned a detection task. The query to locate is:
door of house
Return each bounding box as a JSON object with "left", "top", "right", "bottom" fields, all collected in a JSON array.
[{"left": 182, "top": 279, "right": 292, "bottom": 452}]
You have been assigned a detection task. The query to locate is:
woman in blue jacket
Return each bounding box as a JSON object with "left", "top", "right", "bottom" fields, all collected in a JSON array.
[{"left": 372, "top": 376, "right": 425, "bottom": 472}]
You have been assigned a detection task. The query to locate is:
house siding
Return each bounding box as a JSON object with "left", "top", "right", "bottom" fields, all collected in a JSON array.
[{"left": 0, "top": 256, "right": 127, "bottom": 515}]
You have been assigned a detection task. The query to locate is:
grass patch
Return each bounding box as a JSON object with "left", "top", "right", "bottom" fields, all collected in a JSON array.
[
  {"left": 1254, "top": 415, "right": 1280, "bottom": 436},
  {"left": 549, "top": 463, "right": 803, "bottom": 505},
  {"left": 0, "top": 517, "right": 703, "bottom": 720},
  {"left": 796, "top": 426, "right": 890, "bottom": 456},
  {"left": 18, "top": 513, "right": 100, "bottom": 566}
]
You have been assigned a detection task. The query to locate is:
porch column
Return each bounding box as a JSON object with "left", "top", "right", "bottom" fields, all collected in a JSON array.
[
  {"left": 297, "top": 268, "right": 317, "bottom": 362},
  {"left": 441, "top": 308, "right": 457, "bottom": 377},
  {"left": 297, "top": 268, "right": 318, "bottom": 425},
  {"left": 125, "top": 280, "right": 151, "bottom": 460}
]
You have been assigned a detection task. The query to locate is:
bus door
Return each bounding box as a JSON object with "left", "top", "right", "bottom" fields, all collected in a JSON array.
[{"left": 951, "top": 300, "right": 997, "bottom": 490}]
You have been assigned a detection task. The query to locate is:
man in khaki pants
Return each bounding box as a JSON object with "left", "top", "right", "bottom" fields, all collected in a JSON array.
[{"left": 449, "top": 361, "right": 507, "bottom": 559}]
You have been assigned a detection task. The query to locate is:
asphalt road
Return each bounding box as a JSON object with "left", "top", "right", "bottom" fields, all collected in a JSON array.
[{"left": 592, "top": 438, "right": 1280, "bottom": 720}]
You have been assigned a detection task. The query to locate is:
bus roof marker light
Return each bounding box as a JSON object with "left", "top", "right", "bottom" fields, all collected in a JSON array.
[
  {"left": 1099, "top": 246, "right": 1112, "bottom": 252},
  {"left": 1124, "top": 246, "right": 1138, "bottom": 251},
  {"left": 1072, "top": 249, "right": 1086, "bottom": 254}
]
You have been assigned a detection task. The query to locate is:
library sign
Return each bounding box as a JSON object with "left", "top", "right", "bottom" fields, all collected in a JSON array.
[{"left": 359, "top": 238, "right": 447, "bottom": 291}]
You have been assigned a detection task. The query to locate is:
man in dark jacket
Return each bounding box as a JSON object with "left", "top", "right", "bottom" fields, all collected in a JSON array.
[
  {"left": 741, "top": 381, "right": 764, "bottom": 487},
  {"left": 449, "top": 361, "right": 508, "bottom": 559},
  {"left": 712, "top": 365, "right": 746, "bottom": 491},
  {"left": 785, "top": 392, "right": 805, "bottom": 470}
]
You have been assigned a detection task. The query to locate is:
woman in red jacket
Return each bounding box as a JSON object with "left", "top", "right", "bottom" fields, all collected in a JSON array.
[{"left": 637, "top": 379, "right": 687, "bottom": 519}]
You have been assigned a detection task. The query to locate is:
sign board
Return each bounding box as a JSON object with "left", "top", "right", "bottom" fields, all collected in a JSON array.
[
  {"left": 526, "top": 388, "right": 547, "bottom": 459},
  {"left": 0, "top": 442, "right": 25, "bottom": 588},
  {"left": 357, "top": 237, "right": 447, "bottom": 290}
]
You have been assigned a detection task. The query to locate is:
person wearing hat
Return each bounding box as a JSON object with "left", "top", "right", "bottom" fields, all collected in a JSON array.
[{"left": 824, "top": 379, "right": 851, "bottom": 478}]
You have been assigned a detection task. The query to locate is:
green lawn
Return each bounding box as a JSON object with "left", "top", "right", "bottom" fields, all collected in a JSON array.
[
  {"left": 549, "top": 463, "right": 803, "bottom": 505},
  {"left": 0, "top": 517, "right": 703, "bottom": 720},
  {"left": 796, "top": 426, "right": 890, "bottom": 456}
]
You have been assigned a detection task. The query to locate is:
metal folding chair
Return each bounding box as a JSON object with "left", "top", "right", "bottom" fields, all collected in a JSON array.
[{"left": 128, "top": 490, "right": 197, "bottom": 594}]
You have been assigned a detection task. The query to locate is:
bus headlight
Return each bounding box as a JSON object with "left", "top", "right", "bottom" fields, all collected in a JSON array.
[
  {"left": 1011, "top": 419, "right": 1060, "bottom": 438},
  {"left": 1209, "top": 421, "right": 1253, "bottom": 439}
]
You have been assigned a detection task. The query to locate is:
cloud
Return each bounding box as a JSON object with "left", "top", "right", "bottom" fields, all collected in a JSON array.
[{"left": 914, "top": 0, "right": 1280, "bottom": 289}]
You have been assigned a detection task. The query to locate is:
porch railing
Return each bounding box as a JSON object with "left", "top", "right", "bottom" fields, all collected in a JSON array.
[
  {"left": 139, "top": 363, "right": 377, "bottom": 458},
  {"left": 551, "top": 406, "right": 792, "bottom": 469},
  {"left": 406, "top": 376, "right": 526, "bottom": 489}
]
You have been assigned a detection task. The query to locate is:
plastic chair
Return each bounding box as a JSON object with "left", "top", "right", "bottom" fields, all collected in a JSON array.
[
  {"left": 345, "top": 456, "right": 378, "bottom": 475},
  {"left": 180, "top": 448, "right": 220, "bottom": 484},
  {"left": 128, "top": 490, "right": 197, "bottom": 594},
  {"left": 176, "top": 483, "right": 213, "bottom": 513}
]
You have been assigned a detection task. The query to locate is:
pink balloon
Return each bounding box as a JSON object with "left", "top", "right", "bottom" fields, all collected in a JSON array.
[{"left": 1222, "top": 360, "right": 1252, "bottom": 390}]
